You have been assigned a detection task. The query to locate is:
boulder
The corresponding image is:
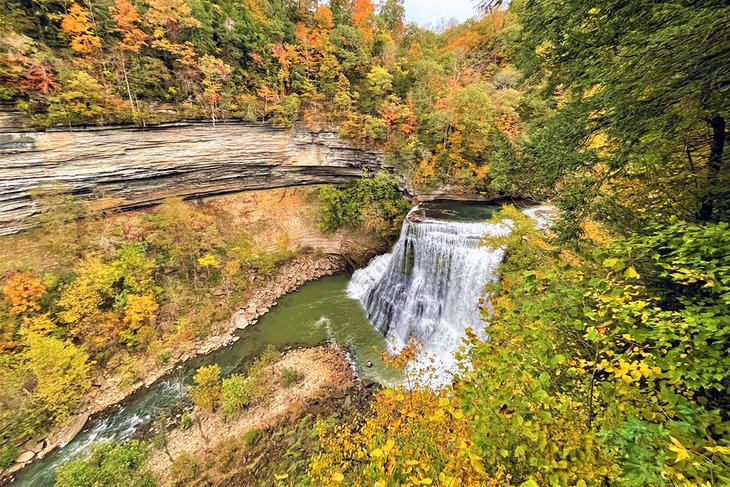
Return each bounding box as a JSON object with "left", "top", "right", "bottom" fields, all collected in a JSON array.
[{"left": 15, "top": 451, "right": 35, "bottom": 463}]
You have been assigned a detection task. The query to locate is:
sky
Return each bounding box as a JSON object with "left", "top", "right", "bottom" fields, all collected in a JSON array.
[{"left": 404, "top": 0, "right": 480, "bottom": 27}]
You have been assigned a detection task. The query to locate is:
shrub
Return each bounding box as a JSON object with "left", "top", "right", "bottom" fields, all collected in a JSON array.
[
  {"left": 168, "top": 452, "right": 201, "bottom": 486},
  {"left": 180, "top": 413, "right": 192, "bottom": 430},
  {"left": 317, "top": 172, "right": 410, "bottom": 238},
  {"left": 242, "top": 428, "right": 262, "bottom": 447},
  {"left": 0, "top": 444, "right": 17, "bottom": 471},
  {"left": 247, "top": 345, "right": 280, "bottom": 382},
  {"left": 55, "top": 440, "right": 155, "bottom": 487},
  {"left": 456, "top": 214, "right": 730, "bottom": 485},
  {"left": 280, "top": 368, "right": 303, "bottom": 387},
  {"left": 219, "top": 374, "right": 253, "bottom": 421},
  {"left": 189, "top": 364, "right": 221, "bottom": 412}
]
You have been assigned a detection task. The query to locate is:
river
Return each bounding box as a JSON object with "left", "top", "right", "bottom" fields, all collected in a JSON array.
[{"left": 11, "top": 275, "right": 396, "bottom": 486}]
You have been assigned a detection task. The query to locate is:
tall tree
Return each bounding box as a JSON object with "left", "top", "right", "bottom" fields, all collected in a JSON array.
[
  {"left": 60, "top": 2, "right": 102, "bottom": 55},
  {"left": 111, "top": 0, "right": 148, "bottom": 117},
  {"left": 492, "top": 0, "right": 730, "bottom": 236}
]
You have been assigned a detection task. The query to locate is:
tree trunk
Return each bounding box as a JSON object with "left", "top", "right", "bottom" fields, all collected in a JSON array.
[
  {"left": 121, "top": 56, "right": 137, "bottom": 119},
  {"left": 699, "top": 115, "right": 726, "bottom": 221}
]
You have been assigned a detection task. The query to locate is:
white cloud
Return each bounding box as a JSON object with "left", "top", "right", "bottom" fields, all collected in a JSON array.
[{"left": 404, "top": 0, "right": 479, "bottom": 27}]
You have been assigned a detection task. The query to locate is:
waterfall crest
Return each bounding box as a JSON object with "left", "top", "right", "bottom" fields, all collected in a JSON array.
[{"left": 348, "top": 210, "right": 511, "bottom": 380}]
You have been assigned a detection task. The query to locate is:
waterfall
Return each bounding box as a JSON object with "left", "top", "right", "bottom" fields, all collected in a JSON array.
[{"left": 348, "top": 208, "right": 512, "bottom": 382}]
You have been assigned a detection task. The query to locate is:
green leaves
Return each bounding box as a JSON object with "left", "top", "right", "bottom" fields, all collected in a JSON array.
[
  {"left": 317, "top": 172, "right": 410, "bottom": 238},
  {"left": 456, "top": 214, "right": 730, "bottom": 485}
]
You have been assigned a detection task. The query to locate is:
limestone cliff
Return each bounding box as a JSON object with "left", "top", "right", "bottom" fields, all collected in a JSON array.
[{"left": 0, "top": 120, "right": 381, "bottom": 235}]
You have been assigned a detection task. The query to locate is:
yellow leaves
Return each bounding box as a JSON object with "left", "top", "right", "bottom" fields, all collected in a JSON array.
[
  {"left": 273, "top": 472, "right": 288, "bottom": 481},
  {"left": 124, "top": 293, "right": 158, "bottom": 330},
  {"left": 624, "top": 266, "right": 640, "bottom": 280},
  {"left": 610, "top": 359, "right": 659, "bottom": 385},
  {"left": 330, "top": 472, "right": 344, "bottom": 483},
  {"left": 704, "top": 445, "right": 730, "bottom": 455},
  {"left": 310, "top": 385, "right": 488, "bottom": 487},
  {"left": 668, "top": 437, "right": 690, "bottom": 463},
  {"left": 429, "top": 408, "right": 445, "bottom": 422}
]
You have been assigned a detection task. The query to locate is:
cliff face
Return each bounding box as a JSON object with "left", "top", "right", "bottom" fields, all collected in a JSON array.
[{"left": 0, "top": 120, "right": 381, "bottom": 235}]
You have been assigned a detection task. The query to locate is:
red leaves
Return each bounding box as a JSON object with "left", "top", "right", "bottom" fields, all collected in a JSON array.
[{"left": 20, "top": 64, "right": 59, "bottom": 94}]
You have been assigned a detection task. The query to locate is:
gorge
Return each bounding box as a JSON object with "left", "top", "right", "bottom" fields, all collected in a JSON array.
[{"left": 7, "top": 200, "right": 514, "bottom": 486}]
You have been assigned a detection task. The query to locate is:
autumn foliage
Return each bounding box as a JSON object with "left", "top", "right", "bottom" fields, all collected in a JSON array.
[
  {"left": 2, "top": 272, "right": 46, "bottom": 315},
  {"left": 61, "top": 3, "right": 102, "bottom": 54}
]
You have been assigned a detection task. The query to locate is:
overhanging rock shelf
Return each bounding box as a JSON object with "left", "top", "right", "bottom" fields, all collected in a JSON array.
[{"left": 0, "top": 120, "right": 382, "bottom": 235}]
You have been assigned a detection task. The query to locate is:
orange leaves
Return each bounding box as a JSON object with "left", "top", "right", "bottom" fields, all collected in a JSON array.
[
  {"left": 2, "top": 272, "right": 46, "bottom": 315},
  {"left": 111, "top": 0, "right": 148, "bottom": 53},
  {"left": 380, "top": 97, "right": 418, "bottom": 137},
  {"left": 351, "top": 0, "right": 375, "bottom": 44},
  {"left": 250, "top": 51, "right": 264, "bottom": 67},
  {"left": 61, "top": 3, "right": 102, "bottom": 54},
  {"left": 314, "top": 5, "right": 335, "bottom": 30},
  {"left": 244, "top": 0, "right": 269, "bottom": 23},
  {"left": 145, "top": 0, "right": 201, "bottom": 32},
  {"left": 496, "top": 113, "right": 522, "bottom": 139},
  {"left": 257, "top": 85, "right": 278, "bottom": 103}
]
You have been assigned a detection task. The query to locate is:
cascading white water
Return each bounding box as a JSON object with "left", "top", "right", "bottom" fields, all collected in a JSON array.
[{"left": 348, "top": 208, "right": 512, "bottom": 383}]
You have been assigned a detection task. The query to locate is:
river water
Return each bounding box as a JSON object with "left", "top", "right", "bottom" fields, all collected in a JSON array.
[
  {"left": 348, "top": 201, "right": 505, "bottom": 385},
  {"left": 11, "top": 275, "right": 395, "bottom": 486}
]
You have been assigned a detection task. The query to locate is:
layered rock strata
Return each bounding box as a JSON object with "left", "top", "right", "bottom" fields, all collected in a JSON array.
[{"left": 0, "top": 121, "right": 381, "bottom": 235}]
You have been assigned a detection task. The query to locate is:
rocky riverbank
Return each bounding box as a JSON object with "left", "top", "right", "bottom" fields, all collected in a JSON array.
[
  {"left": 148, "top": 345, "right": 357, "bottom": 483},
  {"left": 149, "top": 345, "right": 380, "bottom": 486},
  {"left": 1, "top": 251, "right": 349, "bottom": 480}
]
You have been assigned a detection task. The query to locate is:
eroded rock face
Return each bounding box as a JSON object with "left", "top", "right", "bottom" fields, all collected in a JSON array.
[{"left": 0, "top": 120, "right": 381, "bottom": 235}]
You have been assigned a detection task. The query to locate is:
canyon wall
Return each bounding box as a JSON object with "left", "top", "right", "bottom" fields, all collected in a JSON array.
[{"left": 0, "top": 118, "right": 381, "bottom": 235}]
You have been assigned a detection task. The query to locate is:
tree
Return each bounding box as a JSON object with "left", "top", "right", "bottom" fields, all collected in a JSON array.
[
  {"left": 24, "top": 332, "right": 91, "bottom": 422},
  {"left": 60, "top": 3, "right": 102, "bottom": 55},
  {"left": 190, "top": 364, "right": 221, "bottom": 412},
  {"left": 144, "top": 0, "right": 201, "bottom": 43},
  {"left": 111, "top": 0, "right": 148, "bottom": 117},
  {"left": 351, "top": 0, "right": 376, "bottom": 45},
  {"left": 2, "top": 272, "right": 45, "bottom": 315},
  {"left": 378, "top": 0, "right": 405, "bottom": 39},
  {"left": 57, "top": 253, "right": 122, "bottom": 351},
  {"left": 502, "top": 0, "right": 730, "bottom": 236},
  {"left": 199, "top": 55, "right": 232, "bottom": 124}
]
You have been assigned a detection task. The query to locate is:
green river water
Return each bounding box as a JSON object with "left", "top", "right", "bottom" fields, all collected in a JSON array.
[{"left": 12, "top": 274, "right": 396, "bottom": 486}]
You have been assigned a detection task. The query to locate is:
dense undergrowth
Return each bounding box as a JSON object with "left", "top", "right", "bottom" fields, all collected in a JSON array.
[
  {"left": 0, "top": 191, "right": 298, "bottom": 467},
  {"left": 317, "top": 172, "right": 411, "bottom": 239}
]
